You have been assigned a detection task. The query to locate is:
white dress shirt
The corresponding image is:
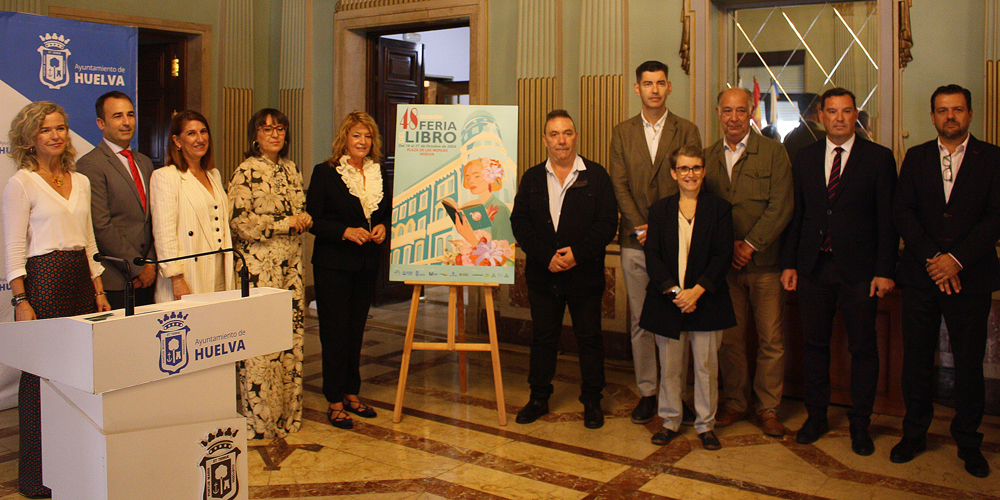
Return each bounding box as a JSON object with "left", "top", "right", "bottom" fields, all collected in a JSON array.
[
  {"left": 104, "top": 138, "right": 145, "bottom": 186},
  {"left": 825, "top": 134, "right": 856, "bottom": 184},
  {"left": 938, "top": 135, "right": 969, "bottom": 203},
  {"left": 545, "top": 155, "right": 586, "bottom": 231},
  {"left": 643, "top": 110, "right": 669, "bottom": 163},
  {"left": 723, "top": 132, "right": 750, "bottom": 180}
]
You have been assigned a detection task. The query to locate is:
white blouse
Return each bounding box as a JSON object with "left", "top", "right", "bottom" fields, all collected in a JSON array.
[
  {"left": 2, "top": 169, "right": 104, "bottom": 283},
  {"left": 336, "top": 155, "right": 383, "bottom": 221}
]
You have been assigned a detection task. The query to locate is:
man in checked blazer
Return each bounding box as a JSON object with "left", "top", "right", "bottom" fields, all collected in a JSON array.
[
  {"left": 890, "top": 85, "right": 1000, "bottom": 478},
  {"left": 703, "top": 88, "right": 793, "bottom": 437},
  {"left": 77, "top": 91, "right": 157, "bottom": 309},
  {"left": 780, "top": 87, "right": 897, "bottom": 457},
  {"left": 609, "top": 61, "right": 702, "bottom": 425}
]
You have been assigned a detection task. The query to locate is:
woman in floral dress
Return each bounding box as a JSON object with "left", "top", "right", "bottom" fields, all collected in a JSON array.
[{"left": 228, "top": 108, "right": 312, "bottom": 439}]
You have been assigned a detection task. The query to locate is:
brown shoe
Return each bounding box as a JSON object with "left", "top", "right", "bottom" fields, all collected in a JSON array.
[
  {"left": 715, "top": 406, "right": 746, "bottom": 427},
  {"left": 758, "top": 409, "right": 787, "bottom": 438}
]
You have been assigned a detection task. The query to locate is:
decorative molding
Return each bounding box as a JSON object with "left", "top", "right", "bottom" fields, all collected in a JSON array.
[
  {"left": 578, "top": 0, "right": 626, "bottom": 167},
  {"left": 218, "top": 0, "right": 255, "bottom": 184},
  {"left": 280, "top": 0, "right": 311, "bottom": 172},
  {"left": 0, "top": 0, "right": 40, "bottom": 14},
  {"left": 681, "top": 0, "right": 692, "bottom": 75},
  {"left": 986, "top": 0, "right": 999, "bottom": 145},
  {"left": 517, "top": 0, "right": 561, "bottom": 172},
  {"left": 898, "top": 0, "right": 913, "bottom": 69}
]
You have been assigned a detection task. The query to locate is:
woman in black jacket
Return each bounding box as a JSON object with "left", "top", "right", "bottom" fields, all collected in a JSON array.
[
  {"left": 640, "top": 144, "right": 736, "bottom": 450},
  {"left": 308, "top": 111, "right": 390, "bottom": 429}
]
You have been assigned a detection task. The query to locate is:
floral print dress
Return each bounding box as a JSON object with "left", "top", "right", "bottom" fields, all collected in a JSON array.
[{"left": 228, "top": 155, "right": 306, "bottom": 439}]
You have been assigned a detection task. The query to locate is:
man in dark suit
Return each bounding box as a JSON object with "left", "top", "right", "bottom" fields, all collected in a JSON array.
[
  {"left": 782, "top": 93, "right": 825, "bottom": 163},
  {"left": 77, "top": 91, "right": 157, "bottom": 309},
  {"left": 609, "top": 60, "right": 702, "bottom": 424},
  {"left": 780, "top": 87, "right": 897, "bottom": 456},
  {"left": 704, "top": 88, "right": 793, "bottom": 436},
  {"left": 510, "top": 109, "right": 618, "bottom": 429},
  {"left": 890, "top": 85, "right": 1000, "bottom": 478}
]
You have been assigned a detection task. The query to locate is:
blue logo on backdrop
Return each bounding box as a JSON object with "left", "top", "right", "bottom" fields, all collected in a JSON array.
[
  {"left": 36, "top": 33, "right": 70, "bottom": 90},
  {"left": 157, "top": 311, "right": 190, "bottom": 375},
  {"left": 201, "top": 428, "right": 241, "bottom": 500}
]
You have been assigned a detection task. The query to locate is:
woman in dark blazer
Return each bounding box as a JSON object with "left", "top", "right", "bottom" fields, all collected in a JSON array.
[
  {"left": 639, "top": 144, "right": 735, "bottom": 450},
  {"left": 307, "top": 111, "right": 390, "bottom": 429}
]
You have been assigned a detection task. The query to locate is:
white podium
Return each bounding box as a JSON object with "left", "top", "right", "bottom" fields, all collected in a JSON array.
[{"left": 0, "top": 287, "right": 292, "bottom": 500}]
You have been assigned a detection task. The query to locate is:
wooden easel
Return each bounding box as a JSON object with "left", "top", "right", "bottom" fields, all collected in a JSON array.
[{"left": 392, "top": 281, "right": 507, "bottom": 425}]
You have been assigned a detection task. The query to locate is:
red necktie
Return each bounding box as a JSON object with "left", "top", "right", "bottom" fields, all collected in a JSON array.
[
  {"left": 821, "top": 147, "right": 843, "bottom": 252},
  {"left": 119, "top": 149, "right": 147, "bottom": 211}
]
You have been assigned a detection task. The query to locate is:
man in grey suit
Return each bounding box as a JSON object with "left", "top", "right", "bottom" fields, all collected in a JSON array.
[
  {"left": 703, "top": 88, "right": 793, "bottom": 436},
  {"left": 609, "top": 60, "right": 702, "bottom": 424},
  {"left": 77, "top": 91, "right": 157, "bottom": 309}
]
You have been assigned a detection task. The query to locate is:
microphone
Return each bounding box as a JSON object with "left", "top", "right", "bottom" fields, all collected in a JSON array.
[
  {"left": 94, "top": 253, "right": 135, "bottom": 316},
  {"left": 138, "top": 248, "right": 251, "bottom": 298}
]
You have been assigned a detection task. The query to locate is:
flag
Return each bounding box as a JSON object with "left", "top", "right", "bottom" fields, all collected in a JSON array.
[
  {"left": 769, "top": 80, "right": 779, "bottom": 125},
  {"left": 752, "top": 77, "right": 762, "bottom": 129}
]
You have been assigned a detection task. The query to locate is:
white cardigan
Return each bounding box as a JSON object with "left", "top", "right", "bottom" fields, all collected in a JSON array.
[{"left": 150, "top": 165, "right": 234, "bottom": 302}]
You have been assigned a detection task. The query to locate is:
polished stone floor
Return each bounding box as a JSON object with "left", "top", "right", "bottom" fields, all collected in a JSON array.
[{"left": 0, "top": 285, "right": 998, "bottom": 499}]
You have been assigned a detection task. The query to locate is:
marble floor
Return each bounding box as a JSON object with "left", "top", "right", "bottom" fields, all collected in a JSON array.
[{"left": 0, "top": 286, "right": 998, "bottom": 499}]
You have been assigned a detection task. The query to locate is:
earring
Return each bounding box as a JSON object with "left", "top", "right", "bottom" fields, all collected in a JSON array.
[
  {"left": 252, "top": 141, "right": 259, "bottom": 149},
  {"left": 28, "top": 146, "right": 35, "bottom": 154}
]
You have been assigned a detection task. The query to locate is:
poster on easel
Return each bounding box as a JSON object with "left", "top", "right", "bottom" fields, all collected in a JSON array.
[{"left": 389, "top": 105, "right": 518, "bottom": 285}]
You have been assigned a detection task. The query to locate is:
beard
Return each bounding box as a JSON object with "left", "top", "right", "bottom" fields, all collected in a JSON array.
[{"left": 936, "top": 121, "right": 968, "bottom": 140}]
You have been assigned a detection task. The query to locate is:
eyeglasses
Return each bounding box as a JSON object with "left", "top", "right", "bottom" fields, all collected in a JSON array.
[
  {"left": 673, "top": 165, "right": 705, "bottom": 175},
  {"left": 258, "top": 125, "right": 287, "bottom": 135},
  {"left": 943, "top": 154, "right": 953, "bottom": 182}
]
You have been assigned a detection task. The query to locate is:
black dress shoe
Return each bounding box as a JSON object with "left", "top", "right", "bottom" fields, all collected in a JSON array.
[
  {"left": 795, "top": 417, "right": 829, "bottom": 444},
  {"left": 631, "top": 395, "right": 657, "bottom": 424},
  {"left": 699, "top": 430, "right": 722, "bottom": 450},
  {"left": 651, "top": 428, "right": 677, "bottom": 445},
  {"left": 515, "top": 399, "right": 549, "bottom": 424},
  {"left": 850, "top": 427, "right": 875, "bottom": 456},
  {"left": 889, "top": 436, "right": 926, "bottom": 463},
  {"left": 958, "top": 447, "right": 991, "bottom": 478},
  {"left": 681, "top": 403, "right": 696, "bottom": 426},
  {"left": 583, "top": 402, "right": 604, "bottom": 429}
]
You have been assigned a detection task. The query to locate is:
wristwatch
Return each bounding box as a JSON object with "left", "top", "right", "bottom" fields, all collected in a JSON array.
[
  {"left": 665, "top": 286, "right": 681, "bottom": 299},
  {"left": 10, "top": 293, "right": 27, "bottom": 307}
]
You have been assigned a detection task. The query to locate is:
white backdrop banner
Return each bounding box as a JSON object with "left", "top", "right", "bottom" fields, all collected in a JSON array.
[{"left": 0, "top": 11, "right": 137, "bottom": 409}]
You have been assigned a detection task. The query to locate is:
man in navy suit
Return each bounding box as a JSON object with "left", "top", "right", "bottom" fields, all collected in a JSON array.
[
  {"left": 510, "top": 110, "right": 618, "bottom": 429},
  {"left": 890, "top": 85, "right": 1000, "bottom": 478},
  {"left": 780, "top": 87, "right": 897, "bottom": 456},
  {"left": 77, "top": 91, "right": 157, "bottom": 309}
]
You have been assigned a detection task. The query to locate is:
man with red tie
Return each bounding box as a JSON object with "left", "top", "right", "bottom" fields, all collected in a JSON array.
[
  {"left": 780, "top": 87, "right": 897, "bottom": 456},
  {"left": 77, "top": 91, "right": 157, "bottom": 308}
]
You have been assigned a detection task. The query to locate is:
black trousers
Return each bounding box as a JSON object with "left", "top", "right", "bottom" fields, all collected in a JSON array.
[
  {"left": 900, "top": 286, "right": 990, "bottom": 449},
  {"left": 526, "top": 287, "right": 606, "bottom": 404},
  {"left": 314, "top": 267, "right": 377, "bottom": 403},
  {"left": 796, "top": 253, "right": 879, "bottom": 428},
  {"left": 106, "top": 285, "right": 155, "bottom": 310}
]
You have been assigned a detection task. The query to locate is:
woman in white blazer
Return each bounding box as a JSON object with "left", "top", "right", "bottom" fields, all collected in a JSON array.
[{"left": 150, "top": 110, "right": 233, "bottom": 302}]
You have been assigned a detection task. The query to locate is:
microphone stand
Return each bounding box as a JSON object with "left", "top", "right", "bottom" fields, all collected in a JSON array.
[
  {"left": 135, "top": 248, "right": 250, "bottom": 298},
  {"left": 93, "top": 254, "right": 134, "bottom": 316}
]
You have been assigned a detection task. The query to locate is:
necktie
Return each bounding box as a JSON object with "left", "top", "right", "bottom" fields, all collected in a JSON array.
[
  {"left": 821, "top": 147, "right": 843, "bottom": 252},
  {"left": 120, "top": 149, "right": 147, "bottom": 211}
]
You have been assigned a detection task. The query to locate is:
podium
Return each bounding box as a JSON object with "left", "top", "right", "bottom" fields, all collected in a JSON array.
[{"left": 0, "top": 287, "right": 292, "bottom": 500}]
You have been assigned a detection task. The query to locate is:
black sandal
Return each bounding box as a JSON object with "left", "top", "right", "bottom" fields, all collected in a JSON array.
[
  {"left": 343, "top": 398, "right": 377, "bottom": 418},
  {"left": 328, "top": 407, "right": 353, "bottom": 429}
]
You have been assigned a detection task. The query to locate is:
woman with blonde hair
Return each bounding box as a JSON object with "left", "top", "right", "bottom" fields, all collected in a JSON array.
[
  {"left": 307, "top": 111, "right": 389, "bottom": 429},
  {"left": 150, "top": 110, "right": 233, "bottom": 303},
  {"left": 3, "top": 100, "right": 112, "bottom": 498},
  {"left": 229, "top": 108, "right": 311, "bottom": 439}
]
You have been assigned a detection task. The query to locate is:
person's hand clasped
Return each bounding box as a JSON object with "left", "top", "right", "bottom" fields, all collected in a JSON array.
[
  {"left": 673, "top": 285, "right": 705, "bottom": 314},
  {"left": 343, "top": 227, "right": 371, "bottom": 245},
  {"left": 733, "top": 240, "right": 755, "bottom": 269},
  {"left": 926, "top": 253, "right": 962, "bottom": 294},
  {"left": 370, "top": 224, "right": 387, "bottom": 244},
  {"left": 635, "top": 224, "right": 648, "bottom": 245},
  {"left": 548, "top": 247, "right": 577, "bottom": 273},
  {"left": 288, "top": 213, "right": 312, "bottom": 233},
  {"left": 134, "top": 263, "right": 157, "bottom": 289}
]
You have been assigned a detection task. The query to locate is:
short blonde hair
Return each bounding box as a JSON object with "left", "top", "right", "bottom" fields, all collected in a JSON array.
[
  {"left": 8, "top": 101, "right": 77, "bottom": 171},
  {"left": 328, "top": 111, "right": 382, "bottom": 165}
]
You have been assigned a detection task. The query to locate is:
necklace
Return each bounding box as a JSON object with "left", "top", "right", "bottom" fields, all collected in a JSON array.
[{"left": 38, "top": 169, "right": 64, "bottom": 187}]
